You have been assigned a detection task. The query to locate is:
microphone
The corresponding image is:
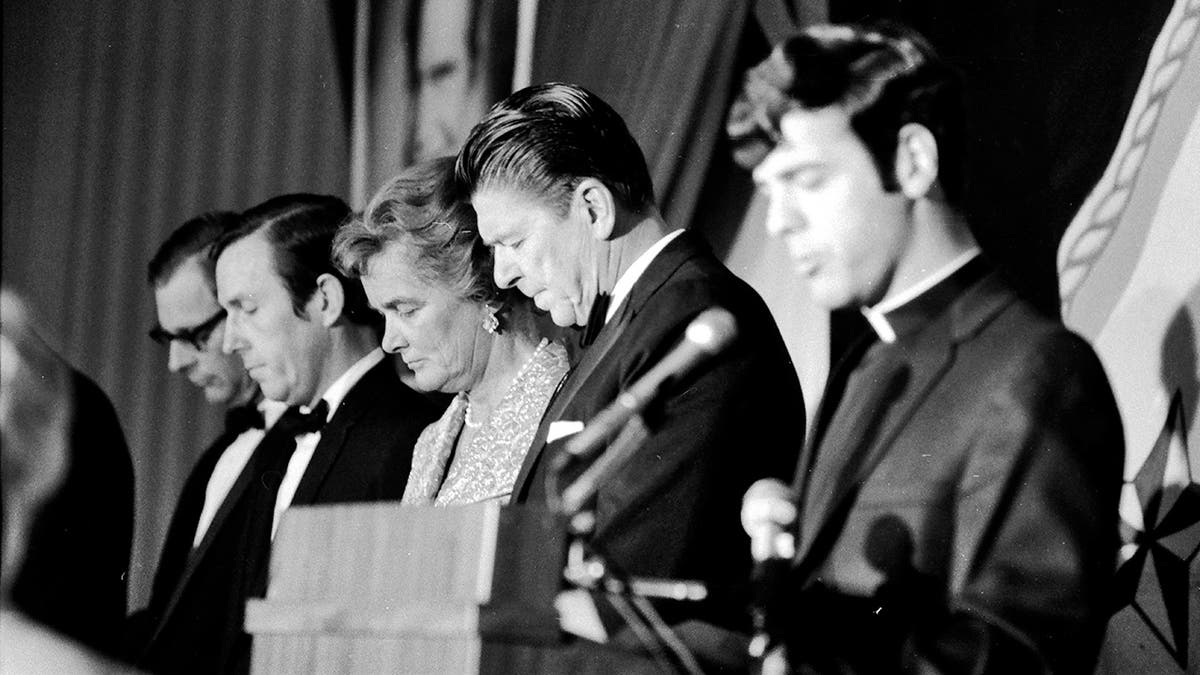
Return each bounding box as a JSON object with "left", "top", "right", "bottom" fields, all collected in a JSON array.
[
  {"left": 741, "top": 478, "right": 798, "bottom": 658},
  {"left": 556, "top": 307, "right": 738, "bottom": 468}
]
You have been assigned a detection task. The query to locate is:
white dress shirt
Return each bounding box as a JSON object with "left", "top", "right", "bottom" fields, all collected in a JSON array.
[
  {"left": 271, "top": 347, "right": 385, "bottom": 537},
  {"left": 605, "top": 229, "right": 685, "bottom": 324},
  {"left": 191, "top": 400, "right": 288, "bottom": 547}
]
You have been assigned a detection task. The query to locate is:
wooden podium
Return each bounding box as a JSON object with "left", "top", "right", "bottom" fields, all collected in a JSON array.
[{"left": 244, "top": 502, "right": 567, "bottom": 674}]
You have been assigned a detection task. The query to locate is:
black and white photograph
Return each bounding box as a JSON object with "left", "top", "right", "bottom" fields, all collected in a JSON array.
[{"left": 2, "top": 0, "right": 1197, "bottom": 672}]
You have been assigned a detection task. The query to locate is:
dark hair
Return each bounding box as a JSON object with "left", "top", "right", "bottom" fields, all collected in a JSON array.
[
  {"left": 147, "top": 211, "right": 240, "bottom": 287},
  {"left": 455, "top": 82, "right": 656, "bottom": 214},
  {"left": 211, "top": 194, "right": 379, "bottom": 328},
  {"left": 333, "top": 157, "right": 508, "bottom": 307},
  {"left": 728, "top": 22, "right": 966, "bottom": 205}
]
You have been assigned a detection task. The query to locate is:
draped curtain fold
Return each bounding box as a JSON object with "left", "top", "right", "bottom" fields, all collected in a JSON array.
[
  {"left": 527, "top": 0, "right": 833, "bottom": 412},
  {"left": 2, "top": 0, "right": 349, "bottom": 609},
  {"left": 529, "top": 1, "right": 753, "bottom": 233}
]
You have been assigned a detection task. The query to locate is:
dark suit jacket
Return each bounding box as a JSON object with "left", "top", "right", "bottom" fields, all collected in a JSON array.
[
  {"left": 514, "top": 232, "right": 805, "bottom": 662},
  {"left": 13, "top": 370, "right": 134, "bottom": 660},
  {"left": 138, "top": 358, "right": 442, "bottom": 674},
  {"left": 784, "top": 264, "right": 1124, "bottom": 674},
  {"left": 124, "top": 416, "right": 247, "bottom": 657}
]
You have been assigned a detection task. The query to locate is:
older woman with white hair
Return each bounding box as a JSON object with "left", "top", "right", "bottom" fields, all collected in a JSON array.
[{"left": 333, "top": 157, "right": 568, "bottom": 505}]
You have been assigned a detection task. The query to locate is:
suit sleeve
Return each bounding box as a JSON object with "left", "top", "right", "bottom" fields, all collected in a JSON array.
[{"left": 922, "top": 332, "right": 1124, "bottom": 673}]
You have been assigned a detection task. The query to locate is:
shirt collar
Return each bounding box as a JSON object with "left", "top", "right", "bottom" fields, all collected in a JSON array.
[
  {"left": 259, "top": 398, "right": 288, "bottom": 428},
  {"left": 302, "top": 348, "right": 384, "bottom": 422},
  {"left": 605, "top": 229, "right": 685, "bottom": 324},
  {"left": 862, "top": 248, "right": 981, "bottom": 343}
]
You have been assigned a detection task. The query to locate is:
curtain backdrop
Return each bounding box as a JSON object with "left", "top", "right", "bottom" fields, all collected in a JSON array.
[
  {"left": 1058, "top": 1, "right": 1200, "bottom": 669},
  {"left": 2, "top": 0, "right": 349, "bottom": 610}
]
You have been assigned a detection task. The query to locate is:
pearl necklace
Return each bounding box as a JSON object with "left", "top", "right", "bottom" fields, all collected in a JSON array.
[{"left": 464, "top": 338, "right": 550, "bottom": 429}]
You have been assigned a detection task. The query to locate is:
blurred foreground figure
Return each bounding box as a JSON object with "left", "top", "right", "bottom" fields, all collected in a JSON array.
[
  {"left": 1, "top": 289, "right": 134, "bottom": 673},
  {"left": 731, "top": 23, "right": 1124, "bottom": 673}
]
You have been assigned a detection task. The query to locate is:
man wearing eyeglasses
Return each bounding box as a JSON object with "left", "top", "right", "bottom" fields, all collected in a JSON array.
[
  {"left": 129, "top": 211, "right": 284, "bottom": 670},
  {"left": 148, "top": 213, "right": 257, "bottom": 406}
]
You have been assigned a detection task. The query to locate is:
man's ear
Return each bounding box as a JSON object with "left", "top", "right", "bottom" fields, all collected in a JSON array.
[
  {"left": 894, "top": 123, "right": 940, "bottom": 199},
  {"left": 571, "top": 178, "right": 616, "bottom": 241},
  {"left": 312, "top": 273, "right": 346, "bottom": 327}
]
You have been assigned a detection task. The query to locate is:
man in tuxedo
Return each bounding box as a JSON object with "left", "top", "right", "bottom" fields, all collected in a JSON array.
[
  {"left": 215, "top": 194, "right": 441, "bottom": 672},
  {"left": 733, "top": 23, "right": 1125, "bottom": 672},
  {"left": 130, "top": 211, "right": 276, "bottom": 664},
  {"left": 141, "top": 197, "right": 441, "bottom": 673},
  {"left": 456, "top": 83, "right": 805, "bottom": 669}
]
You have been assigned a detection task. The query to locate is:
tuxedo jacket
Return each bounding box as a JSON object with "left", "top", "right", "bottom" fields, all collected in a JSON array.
[
  {"left": 515, "top": 232, "right": 805, "bottom": 645},
  {"left": 126, "top": 421, "right": 238, "bottom": 655},
  {"left": 138, "top": 359, "right": 442, "bottom": 674},
  {"left": 784, "top": 264, "right": 1124, "bottom": 674}
]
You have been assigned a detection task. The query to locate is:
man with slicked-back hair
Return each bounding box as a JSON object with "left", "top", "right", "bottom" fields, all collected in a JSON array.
[
  {"left": 457, "top": 83, "right": 805, "bottom": 670},
  {"left": 732, "top": 22, "right": 1123, "bottom": 673}
]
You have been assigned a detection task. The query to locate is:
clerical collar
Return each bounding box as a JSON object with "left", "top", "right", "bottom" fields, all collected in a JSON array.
[
  {"left": 299, "top": 347, "right": 384, "bottom": 423},
  {"left": 862, "top": 249, "right": 983, "bottom": 343},
  {"left": 605, "top": 229, "right": 685, "bottom": 324}
]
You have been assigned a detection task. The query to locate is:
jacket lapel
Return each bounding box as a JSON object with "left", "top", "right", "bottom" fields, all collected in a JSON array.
[
  {"left": 512, "top": 299, "right": 634, "bottom": 498},
  {"left": 791, "top": 331, "right": 876, "bottom": 497},
  {"left": 149, "top": 436, "right": 228, "bottom": 607},
  {"left": 794, "top": 272, "right": 1016, "bottom": 580},
  {"left": 793, "top": 322, "right": 954, "bottom": 581},
  {"left": 143, "top": 422, "right": 290, "bottom": 655},
  {"left": 512, "top": 232, "right": 705, "bottom": 500},
  {"left": 288, "top": 361, "right": 385, "bottom": 506}
]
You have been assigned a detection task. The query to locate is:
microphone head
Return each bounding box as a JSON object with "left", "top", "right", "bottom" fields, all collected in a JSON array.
[
  {"left": 741, "top": 478, "right": 798, "bottom": 535},
  {"left": 685, "top": 307, "right": 738, "bottom": 355}
]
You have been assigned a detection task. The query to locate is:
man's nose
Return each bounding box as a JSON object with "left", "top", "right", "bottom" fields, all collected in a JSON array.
[
  {"left": 167, "top": 341, "right": 196, "bottom": 373},
  {"left": 764, "top": 187, "right": 803, "bottom": 238},
  {"left": 221, "top": 315, "right": 243, "bottom": 355},
  {"left": 492, "top": 248, "right": 520, "bottom": 290},
  {"left": 380, "top": 318, "right": 408, "bottom": 354}
]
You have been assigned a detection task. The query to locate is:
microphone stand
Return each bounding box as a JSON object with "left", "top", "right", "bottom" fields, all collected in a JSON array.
[{"left": 548, "top": 414, "right": 705, "bottom": 675}]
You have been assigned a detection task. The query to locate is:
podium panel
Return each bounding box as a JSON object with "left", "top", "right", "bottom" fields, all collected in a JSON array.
[{"left": 245, "top": 502, "right": 564, "bottom": 674}]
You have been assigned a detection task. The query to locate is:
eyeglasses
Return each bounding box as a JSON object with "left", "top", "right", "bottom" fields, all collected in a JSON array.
[{"left": 148, "top": 308, "right": 227, "bottom": 351}]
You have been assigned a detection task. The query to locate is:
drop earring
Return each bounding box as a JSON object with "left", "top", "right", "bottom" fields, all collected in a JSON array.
[{"left": 482, "top": 303, "right": 501, "bottom": 335}]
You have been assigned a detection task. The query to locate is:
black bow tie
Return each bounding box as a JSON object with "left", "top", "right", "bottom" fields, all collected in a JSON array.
[
  {"left": 223, "top": 404, "right": 265, "bottom": 436},
  {"left": 578, "top": 293, "right": 611, "bottom": 349},
  {"left": 276, "top": 400, "right": 329, "bottom": 437}
]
